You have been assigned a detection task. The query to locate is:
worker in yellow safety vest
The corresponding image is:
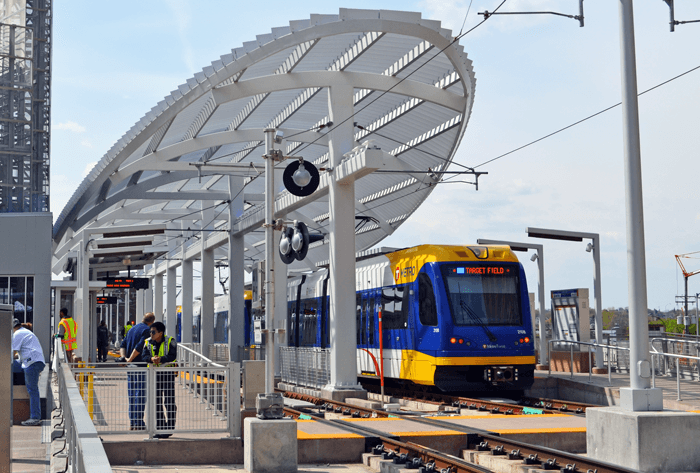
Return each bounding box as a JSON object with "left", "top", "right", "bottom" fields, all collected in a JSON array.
[
  {"left": 123, "top": 320, "right": 134, "bottom": 340},
  {"left": 141, "top": 322, "right": 178, "bottom": 437},
  {"left": 55, "top": 308, "right": 77, "bottom": 363}
]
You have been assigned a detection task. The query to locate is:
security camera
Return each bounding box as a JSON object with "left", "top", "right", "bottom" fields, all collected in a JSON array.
[{"left": 530, "top": 253, "right": 538, "bottom": 262}]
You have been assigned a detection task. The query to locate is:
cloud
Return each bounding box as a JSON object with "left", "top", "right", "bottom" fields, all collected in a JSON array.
[
  {"left": 80, "top": 140, "right": 93, "bottom": 148},
  {"left": 165, "top": 0, "right": 196, "bottom": 74},
  {"left": 53, "top": 121, "right": 86, "bottom": 133},
  {"left": 82, "top": 161, "right": 97, "bottom": 178}
]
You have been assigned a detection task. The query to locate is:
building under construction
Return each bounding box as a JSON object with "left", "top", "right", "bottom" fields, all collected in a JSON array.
[{"left": 0, "top": 0, "right": 51, "bottom": 213}]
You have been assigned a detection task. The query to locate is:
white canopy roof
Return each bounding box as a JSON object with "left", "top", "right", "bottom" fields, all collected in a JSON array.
[{"left": 52, "top": 8, "right": 476, "bottom": 276}]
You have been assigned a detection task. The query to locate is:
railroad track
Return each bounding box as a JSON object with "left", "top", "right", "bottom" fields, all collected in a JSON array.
[
  {"left": 362, "top": 384, "right": 594, "bottom": 416},
  {"left": 283, "top": 403, "right": 634, "bottom": 473}
]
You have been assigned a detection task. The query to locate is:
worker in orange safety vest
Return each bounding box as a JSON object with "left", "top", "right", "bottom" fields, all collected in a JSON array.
[{"left": 55, "top": 308, "right": 78, "bottom": 363}]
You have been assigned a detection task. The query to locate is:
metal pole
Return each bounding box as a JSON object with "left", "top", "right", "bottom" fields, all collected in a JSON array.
[
  {"left": 1, "top": 305, "right": 12, "bottom": 473},
  {"left": 592, "top": 236, "right": 605, "bottom": 369},
  {"left": 570, "top": 344, "right": 574, "bottom": 379},
  {"left": 264, "top": 128, "right": 276, "bottom": 394},
  {"left": 676, "top": 357, "right": 681, "bottom": 401},
  {"left": 536, "top": 249, "right": 547, "bottom": 366},
  {"left": 618, "top": 0, "right": 661, "bottom": 410}
]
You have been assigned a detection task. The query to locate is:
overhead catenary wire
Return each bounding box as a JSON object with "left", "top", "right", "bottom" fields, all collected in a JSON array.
[{"left": 471, "top": 63, "right": 700, "bottom": 170}]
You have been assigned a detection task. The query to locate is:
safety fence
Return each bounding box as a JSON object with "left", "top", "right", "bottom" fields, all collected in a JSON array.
[
  {"left": 58, "top": 342, "right": 241, "bottom": 443},
  {"left": 55, "top": 341, "right": 112, "bottom": 473},
  {"left": 178, "top": 343, "right": 265, "bottom": 363},
  {"left": 280, "top": 347, "right": 330, "bottom": 389},
  {"left": 548, "top": 338, "right": 700, "bottom": 401}
]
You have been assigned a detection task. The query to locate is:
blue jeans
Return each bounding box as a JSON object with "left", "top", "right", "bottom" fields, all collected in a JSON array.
[
  {"left": 23, "top": 361, "right": 45, "bottom": 420},
  {"left": 127, "top": 371, "right": 146, "bottom": 427}
]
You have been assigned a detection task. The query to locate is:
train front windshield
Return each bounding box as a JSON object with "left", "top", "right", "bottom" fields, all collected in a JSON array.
[{"left": 441, "top": 264, "right": 522, "bottom": 326}]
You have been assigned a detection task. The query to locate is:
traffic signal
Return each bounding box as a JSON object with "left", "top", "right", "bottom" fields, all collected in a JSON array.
[
  {"left": 282, "top": 159, "right": 319, "bottom": 197},
  {"left": 278, "top": 222, "right": 323, "bottom": 264}
]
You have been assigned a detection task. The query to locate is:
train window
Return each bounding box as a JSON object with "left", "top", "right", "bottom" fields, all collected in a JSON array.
[
  {"left": 441, "top": 263, "right": 521, "bottom": 326},
  {"left": 418, "top": 273, "right": 438, "bottom": 326},
  {"left": 303, "top": 301, "right": 318, "bottom": 347},
  {"left": 382, "top": 285, "right": 409, "bottom": 330}
]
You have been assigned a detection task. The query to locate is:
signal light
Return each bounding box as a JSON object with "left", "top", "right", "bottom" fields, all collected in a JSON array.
[
  {"left": 279, "top": 221, "right": 324, "bottom": 264},
  {"left": 283, "top": 159, "right": 320, "bottom": 197},
  {"left": 519, "top": 338, "right": 524, "bottom": 343},
  {"left": 450, "top": 337, "right": 457, "bottom": 344},
  {"left": 458, "top": 338, "right": 464, "bottom": 344},
  {"left": 524, "top": 337, "right": 530, "bottom": 343}
]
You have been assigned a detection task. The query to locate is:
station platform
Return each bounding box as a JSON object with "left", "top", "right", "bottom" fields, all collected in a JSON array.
[{"left": 11, "top": 368, "right": 700, "bottom": 472}]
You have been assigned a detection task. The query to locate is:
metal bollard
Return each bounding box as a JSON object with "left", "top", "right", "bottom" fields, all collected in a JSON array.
[
  {"left": 677, "top": 357, "right": 682, "bottom": 401},
  {"left": 87, "top": 371, "right": 94, "bottom": 420},
  {"left": 570, "top": 344, "right": 574, "bottom": 379},
  {"left": 608, "top": 342, "right": 612, "bottom": 386}
]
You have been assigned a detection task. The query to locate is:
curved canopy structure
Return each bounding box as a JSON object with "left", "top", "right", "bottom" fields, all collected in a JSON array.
[{"left": 52, "top": 8, "right": 476, "bottom": 277}]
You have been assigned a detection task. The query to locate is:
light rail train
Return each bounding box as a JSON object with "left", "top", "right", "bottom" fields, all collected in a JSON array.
[
  {"left": 287, "top": 244, "right": 535, "bottom": 392},
  {"left": 176, "top": 244, "right": 536, "bottom": 392}
]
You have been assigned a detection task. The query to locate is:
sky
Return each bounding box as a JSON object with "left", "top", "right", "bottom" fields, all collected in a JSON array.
[{"left": 49, "top": 1, "right": 700, "bottom": 312}]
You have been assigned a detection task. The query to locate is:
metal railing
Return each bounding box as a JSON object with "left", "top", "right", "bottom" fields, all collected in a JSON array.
[
  {"left": 55, "top": 340, "right": 112, "bottom": 473},
  {"left": 280, "top": 347, "right": 330, "bottom": 389},
  {"left": 58, "top": 341, "right": 241, "bottom": 441},
  {"left": 547, "top": 338, "right": 700, "bottom": 401}
]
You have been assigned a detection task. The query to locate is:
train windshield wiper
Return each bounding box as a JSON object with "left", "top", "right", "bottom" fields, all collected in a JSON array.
[{"left": 456, "top": 283, "right": 497, "bottom": 342}]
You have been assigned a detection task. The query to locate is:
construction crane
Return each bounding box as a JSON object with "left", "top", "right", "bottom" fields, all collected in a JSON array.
[{"left": 675, "top": 252, "right": 700, "bottom": 326}]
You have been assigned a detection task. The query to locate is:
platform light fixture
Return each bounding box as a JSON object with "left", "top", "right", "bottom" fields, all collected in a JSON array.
[{"left": 526, "top": 227, "right": 604, "bottom": 372}]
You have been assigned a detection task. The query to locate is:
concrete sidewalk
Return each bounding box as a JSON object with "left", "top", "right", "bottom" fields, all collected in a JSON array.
[
  {"left": 10, "top": 421, "right": 51, "bottom": 473},
  {"left": 537, "top": 367, "right": 700, "bottom": 410}
]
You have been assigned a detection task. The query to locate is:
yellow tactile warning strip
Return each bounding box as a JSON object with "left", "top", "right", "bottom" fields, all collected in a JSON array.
[
  {"left": 341, "top": 416, "right": 464, "bottom": 437},
  {"left": 295, "top": 419, "right": 363, "bottom": 440},
  {"left": 434, "top": 413, "right": 587, "bottom": 434}
]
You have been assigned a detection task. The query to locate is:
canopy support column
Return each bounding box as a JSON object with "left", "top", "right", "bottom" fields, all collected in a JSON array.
[
  {"left": 182, "top": 259, "right": 193, "bottom": 344},
  {"left": 201, "top": 205, "right": 215, "bottom": 354},
  {"left": 166, "top": 266, "right": 177, "bottom": 336},
  {"left": 154, "top": 273, "right": 164, "bottom": 321},
  {"left": 322, "top": 84, "right": 364, "bottom": 400},
  {"left": 228, "top": 175, "right": 245, "bottom": 362}
]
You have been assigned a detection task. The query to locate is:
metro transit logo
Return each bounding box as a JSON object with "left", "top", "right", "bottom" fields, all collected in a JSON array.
[{"left": 395, "top": 265, "right": 416, "bottom": 281}]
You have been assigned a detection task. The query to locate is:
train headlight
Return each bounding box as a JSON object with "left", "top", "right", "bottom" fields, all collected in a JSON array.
[
  {"left": 450, "top": 337, "right": 457, "bottom": 344},
  {"left": 524, "top": 337, "right": 530, "bottom": 343}
]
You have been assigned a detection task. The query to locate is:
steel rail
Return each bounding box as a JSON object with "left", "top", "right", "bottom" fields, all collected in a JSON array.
[
  {"left": 470, "top": 433, "right": 640, "bottom": 473},
  {"left": 520, "top": 396, "right": 596, "bottom": 414},
  {"left": 281, "top": 390, "right": 393, "bottom": 418},
  {"left": 284, "top": 395, "right": 633, "bottom": 473},
  {"left": 362, "top": 383, "right": 593, "bottom": 416}
]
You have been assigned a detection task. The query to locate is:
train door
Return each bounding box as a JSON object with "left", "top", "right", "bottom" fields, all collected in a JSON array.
[
  {"left": 415, "top": 270, "right": 440, "bottom": 352},
  {"left": 358, "top": 291, "right": 380, "bottom": 377}
]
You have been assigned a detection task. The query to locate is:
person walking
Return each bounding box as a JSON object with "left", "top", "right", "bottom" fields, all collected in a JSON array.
[
  {"left": 12, "top": 318, "right": 46, "bottom": 426},
  {"left": 141, "top": 322, "right": 178, "bottom": 438},
  {"left": 120, "top": 312, "right": 155, "bottom": 430},
  {"left": 55, "top": 308, "right": 78, "bottom": 363},
  {"left": 97, "top": 320, "right": 111, "bottom": 362}
]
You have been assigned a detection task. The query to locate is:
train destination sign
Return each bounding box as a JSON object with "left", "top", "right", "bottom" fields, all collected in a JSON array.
[
  {"left": 96, "top": 296, "right": 118, "bottom": 304},
  {"left": 104, "top": 277, "right": 149, "bottom": 290},
  {"left": 452, "top": 266, "right": 514, "bottom": 275}
]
